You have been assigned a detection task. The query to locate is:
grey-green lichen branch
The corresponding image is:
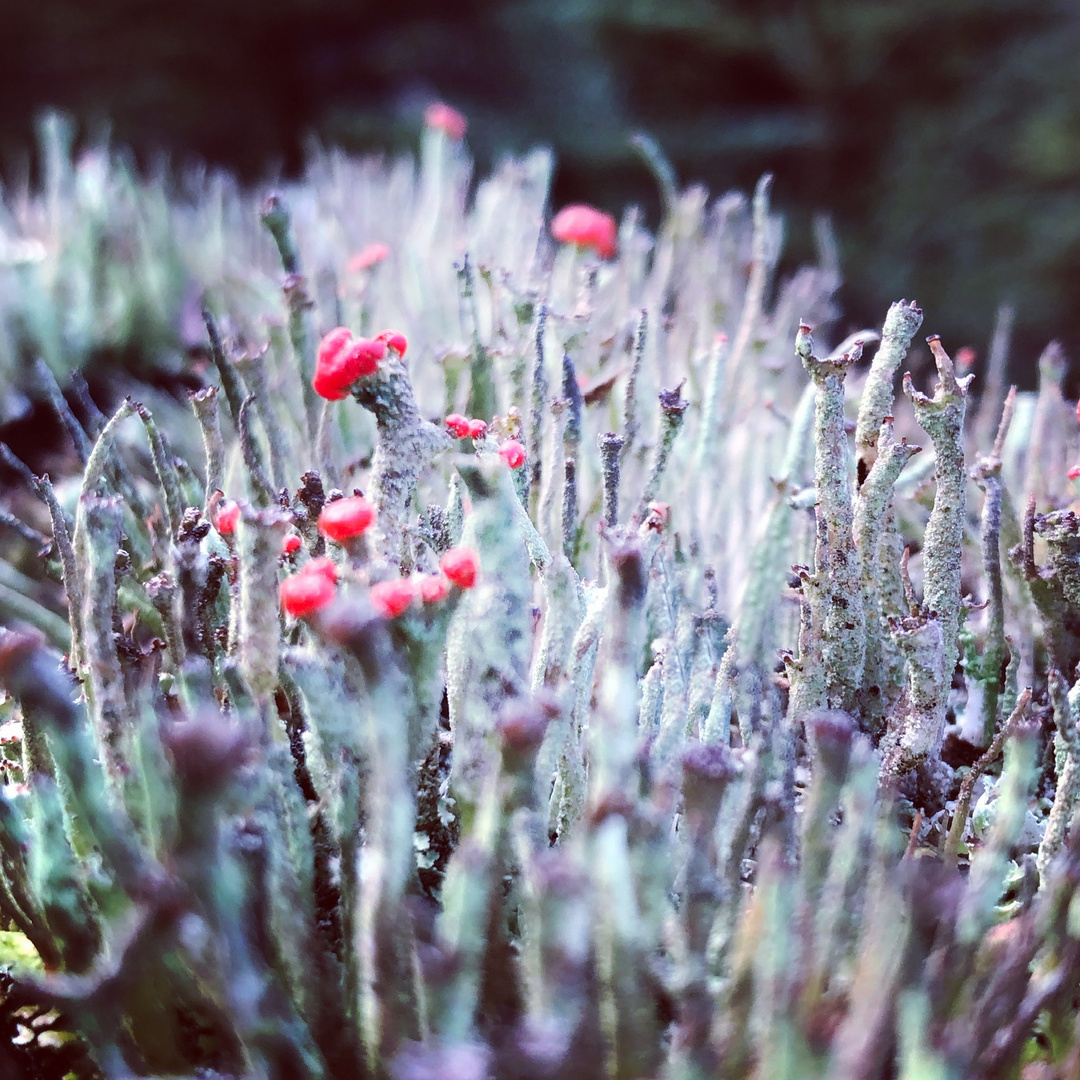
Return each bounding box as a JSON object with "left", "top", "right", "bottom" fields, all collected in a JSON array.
[{"left": 796, "top": 322, "right": 864, "bottom": 712}]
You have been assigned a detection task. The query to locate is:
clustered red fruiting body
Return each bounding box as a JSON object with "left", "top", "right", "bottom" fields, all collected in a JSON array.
[
  {"left": 1069, "top": 466, "right": 1080, "bottom": 481},
  {"left": 499, "top": 440, "right": 526, "bottom": 469},
  {"left": 376, "top": 330, "right": 408, "bottom": 358},
  {"left": 424, "top": 102, "right": 467, "bottom": 140},
  {"left": 214, "top": 499, "right": 241, "bottom": 535},
  {"left": 368, "top": 570, "right": 457, "bottom": 620},
  {"left": 344, "top": 337, "right": 387, "bottom": 379},
  {"left": 550, "top": 204, "right": 618, "bottom": 260},
  {"left": 281, "top": 533, "right": 302, "bottom": 556},
  {"left": 313, "top": 328, "right": 388, "bottom": 400},
  {"left": 318, "top": 496, "right": 377, "bottom": 542},
  {"left": 440, "top": 546, "right": 480, "bottom": 589},
  {"left": 444, "top": 414, "right": 470, "bottom": 438},
  {"left": 467, "top": 418, "right": 487, "bottom": 439},
  {"left": 370, "top": 579, "right": 416, "bottom": 619},
  {"left": 346, "top": 243, "right": 390, "bottom": 273},
  {"left": 415, "top": 574, "right": 449, "bottom": 603},
  {"left": 304, "top": 557, "right": 338, "bottom": 584},
  {"left": 280, "top": 561, "right": 337, "bottom": 618}
]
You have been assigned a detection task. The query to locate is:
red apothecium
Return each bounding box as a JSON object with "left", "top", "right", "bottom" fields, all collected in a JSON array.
[
  {"left": 214, "top": 499, "right": 240, "bottom": 535},
  {"left": 280, "top": 567, "right": 336, "bottom": 618},
  {"left": 440, "top": 547, "right": 479, "bottom": 589},
  {"left": 415, "top": 574, "right": 450, "bottom": 603},
  {"left": 347, "top": 243, "right": 390, "bottom": 273},
  {"left": 304, "top": 557, "right": 338, "bottom": 584},
  {"left": 313, "top": 328, "right": 355, "bottom": 400},
  {"left": 371, "top": 578, "right": 417, "bottom": 619},
  {"left": 551, "top": 204, "right": 618, "bottom": 259},
  {"left": 499, "top": 440, "right": 526, "bottom": 469},
  {"left": 318, "top": 496, "right": 377, "bottom": 542},
  {"left": 376, "top": 330, "right": 408, "bottom": 358},
  {"left": 424, "top": 103, "right": 467, "bottom": 140},
  {"left": 445, "top": 413, "right": 470, "bottom": 438}
]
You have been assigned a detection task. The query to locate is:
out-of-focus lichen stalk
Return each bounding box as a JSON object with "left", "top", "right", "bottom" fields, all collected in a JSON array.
[
  {"left": 0, "top": 632, "right": 156, "bottom": 896},
  {"left": 528, "top": 303, "right": 548, "bottom": 501},
  {"left": 807, "top": 740, "right": 877, "bottom": 996},
  {"left": 1024, "top": 340, "right": 1070, "bottom": 506},
  {"left": 538, "top": 398, "right": 569, "bottom": 550},
  {"left": 352, "top": 357, "right": 450, "bottom": 566},
  {"left": 237, "top": 394, "right": 276, "bottom": 506},
  {"left": 445, "top": 462, "right": 533, "bottom": 817},
  {"left": 904, "top": 335, "right": 973, "bottom": 678},
  {"left": 671, "top": 742, "right": 736, "bottom": 1078},
  {"left": 79, "top": 495, "right": 128, "bottom": 782},
  {"left": 692, "top": 331, "right": 730, "bottom": 480},
  {"left": 854, "top": 418, "right": 920, "bottom": 730},
  {"left": 36, "top": 472, "right": 83, "bottom": 662},
  {"left": 620, "top": 309, "right": 647, "bottom": 465},
  {"left": 590, "top": 528, "right": 651, "bottom": 802},
  {"left": 320, "top": 606, "right": 421, "bottom": 1066},
  {"left": 734, "top": 383, "right": 814, "bottom": 695},
  {"left": 546, "top": 584, "right": 605, "bottom": 837},
  {"left": 237, "top": 506, "right": 290, "bottom": 721},
  {"left": 800, "top": 710, "right": 856, "bottom": 909},
  {"left": 190, "top": 386, "right": 225, "bottom": 512},
  {"left": 201, "top": 305, "right": 246, "bottom": 431},
  {"left": 725, "top": 175, "right": 773, "bottom": 417},
  {"left": 134, "top": 403, "right": 183, "bottom": 540},
  {"left": 825, "top": 826, "right": 911, "bottom": 1080},
  {"left": 796, "top": 322, "right": 865, "bottom": 711},
  {"left": 1038, "top": 672, "right": 1080, "bottom": 883},
  {"left": 854, "top": 300, "right": 923, "bottom": 481},
  {"left": 944, "top": 688, "right": 1031, "bottom": 867},
  {"left": 261, "top": 194, "right": 320, "bottom": 450},
  {"left": 232, "top": 342, "right": 288, "bottom": 492},
  {"left": 34, "top": 358, "right": 93, "bottom": 464},
  {"left": 591, "top": 807, "right": 665, "bottom": 1080},
  {"left": 958, "top": 720, "right": 1038, "bottom": 942},
  {"left": 459, "top": 254, "right": 497, "bottom": 422},
  {"left": 971, "top": 302, "right": 1013, "bottom": 456}
]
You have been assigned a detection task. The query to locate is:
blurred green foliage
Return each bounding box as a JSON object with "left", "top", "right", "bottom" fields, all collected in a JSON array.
[{"left": 4, "top": 0, "right": 1080, "bottom": 376}]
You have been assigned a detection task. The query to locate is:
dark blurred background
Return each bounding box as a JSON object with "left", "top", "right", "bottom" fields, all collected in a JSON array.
[{"left": 3, "top": 0, "right": 1080, "bottom": 384}]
